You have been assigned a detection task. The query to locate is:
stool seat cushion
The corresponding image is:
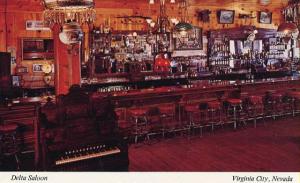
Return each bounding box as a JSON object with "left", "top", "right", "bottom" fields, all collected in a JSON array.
[
  {"left": 118, "top": 120, "right": 132, "bottom": 129},
  {"left": 249, "top": 96, "right": 263, "bottom": 104},
  {"left": 227, "top": 98, "right": 242, "bottom": 105},
  {"left": 128, "top": 109, "right": 148, "bottom": 116},
  {"left": 158, "top": 106, "right": 174, "bottom": 114},
  {"left": 207, "top": 101, "right": 221, "bottom": 109},
  {"left": 184, "top": 104, "right": 199, "bottom": 112}
]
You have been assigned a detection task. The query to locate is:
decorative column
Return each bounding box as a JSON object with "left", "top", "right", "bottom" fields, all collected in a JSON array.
[{"left": 52, "top": 24, "right": 81, "bottom": 95}]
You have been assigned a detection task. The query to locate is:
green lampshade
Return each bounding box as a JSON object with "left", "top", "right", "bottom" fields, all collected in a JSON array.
[{"left": 174, "top": 22, "right": 193, "bottom": 32}]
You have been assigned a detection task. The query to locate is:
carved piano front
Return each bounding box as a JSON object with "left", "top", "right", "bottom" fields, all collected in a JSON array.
[{"left": 40, "top": 86, "right": 129, "bottom": 171}]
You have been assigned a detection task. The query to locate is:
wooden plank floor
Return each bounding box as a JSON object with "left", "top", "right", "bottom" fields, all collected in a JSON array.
[{"left": 129, "top": 116, "right": 300, "bottom": 171}]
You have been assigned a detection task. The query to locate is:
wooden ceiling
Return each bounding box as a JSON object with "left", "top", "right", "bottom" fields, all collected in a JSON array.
[{"left": 0, "top": 0, "right": 288, "bottom": 11}]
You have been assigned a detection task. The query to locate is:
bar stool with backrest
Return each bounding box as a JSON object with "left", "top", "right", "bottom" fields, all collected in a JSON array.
[
  {"left": 128, "top": 108, "right": 149, "bottom": 144},
  {"left": 0, "top": 122, "right": 21, "bottom": 170}
]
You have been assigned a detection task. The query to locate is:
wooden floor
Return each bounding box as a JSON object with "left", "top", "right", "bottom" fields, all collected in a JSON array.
[{"left": 128, "top": 116, "right": 300, "bottom": 172}]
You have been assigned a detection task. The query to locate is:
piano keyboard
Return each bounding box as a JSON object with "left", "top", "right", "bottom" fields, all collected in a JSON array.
[{"left": 55, "top": 145, "right": 121, "bottom": 166}]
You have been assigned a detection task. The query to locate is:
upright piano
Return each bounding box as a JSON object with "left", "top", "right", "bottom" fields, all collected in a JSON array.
[{"left": 40, "top": 86, "right": 129, "bottom": 171}]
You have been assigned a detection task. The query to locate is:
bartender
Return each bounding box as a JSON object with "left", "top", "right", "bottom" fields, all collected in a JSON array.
[{"left": 154, "top": 53, "right": 171, "bottom": 73}]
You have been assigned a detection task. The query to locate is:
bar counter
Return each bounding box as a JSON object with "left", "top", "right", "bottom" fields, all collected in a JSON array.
[
  {"left": 10, "top": 77, "right": 300, "bottom": 108},
  {"left": 103, "top": 77, "right": 300, "bottom": 108}
]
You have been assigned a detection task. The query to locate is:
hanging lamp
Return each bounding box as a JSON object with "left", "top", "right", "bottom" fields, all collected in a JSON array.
[{"left": 174, "top": 0, "right": 193, "bottom": 36}]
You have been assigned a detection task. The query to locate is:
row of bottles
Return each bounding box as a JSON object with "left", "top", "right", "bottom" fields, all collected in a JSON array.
[
  {"left": 97, "top": 86, "right": 133, "bottom": 93},
  {"left": 269, "top": 44, "right": 286, "bottom": 51}
]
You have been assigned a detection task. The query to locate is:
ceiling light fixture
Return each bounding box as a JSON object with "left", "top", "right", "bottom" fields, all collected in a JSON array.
[{"left": 43, "top": 0, "right": 96, "bottom": 25}]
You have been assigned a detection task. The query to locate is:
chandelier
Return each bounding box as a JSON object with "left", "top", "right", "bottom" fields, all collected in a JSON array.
[
  {"left": 146, "top": 0, "right": 176, "bottom": 53},
  {"left": 147, "top": 0, "right": 175, "bottom": 33},
  {"left": 43, "top": 0, "right": 96, "bottom": 25}
]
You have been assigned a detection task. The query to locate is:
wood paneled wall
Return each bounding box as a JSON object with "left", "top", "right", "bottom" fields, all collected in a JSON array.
[{"left": 0, "top": 0, "right": 288, "bottom": 89}]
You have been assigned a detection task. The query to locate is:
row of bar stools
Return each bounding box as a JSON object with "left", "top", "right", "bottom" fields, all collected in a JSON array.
[
  {"left": 128, "top": 108, "right": 149, "bottom": 143},
  {"left": 0, "top": 123, "right": 20, "bottom": 170}
]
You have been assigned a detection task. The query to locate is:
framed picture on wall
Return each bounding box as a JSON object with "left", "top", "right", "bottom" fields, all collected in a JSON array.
[
  {"left": 173, "top": 27, "right": 203, "bottom": 50},
  {"left": 16, "top": 66, "right": 28, "bottom": 74},
  {"left": 218, "top": 10, "right": 235, "bottom": 24},
  {"left": 32, "top": 64, "right": 43, "bottom": 72},
  {"left": 258, "top": 11, "right": 272, "bottom": 24},
  {"left": 12, "top": 75, "right": 20, "bottom": 87}
]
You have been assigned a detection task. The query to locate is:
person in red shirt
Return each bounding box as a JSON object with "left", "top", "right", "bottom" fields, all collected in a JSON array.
[{"left": 154, "top": 53, "right": 171, "bottom": 73}]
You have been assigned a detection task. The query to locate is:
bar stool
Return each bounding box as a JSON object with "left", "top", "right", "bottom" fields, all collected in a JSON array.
[
  {"left": 271, "top": 93, "right": 284, "bottom": 118},
  {"left": 281, "top": 93, "right": 294, "bottom": 115},
  {"left": 115, "top": 109, "right": 131, "bottom": 140},
  {"left": 207, "top": 101, "right": 222, "bottom": 132},
  {"left": 0, "top": 123, "right": 21, "bottom": 170},
  {"left": 146, "top": 107, "right": 163, "bottom": 139},
  {"left": 128, "top": 108, "right": 148, "bottom": 144},
  {"left": 248, "top": 96, "right": 264, "bottom": 128},
  {"left": 158, "top": 104, "right": 177, "bottom": 137},
  {"left": 184, "top": 103, "right": 205, "bottom": 136},
  {"left": 288, "top": 91, "right": 300, "bottom": 116},
  {"left": 226, "top": 98, "right": 243, "bottom": 129}
]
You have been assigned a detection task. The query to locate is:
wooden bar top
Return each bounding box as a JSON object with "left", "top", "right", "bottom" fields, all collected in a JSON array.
[
  {"left": 110, "top": 77, "right": 300, "bottom": 97},
  {"left": 7, "top": 77, "right": 300, "bottom": 108}
]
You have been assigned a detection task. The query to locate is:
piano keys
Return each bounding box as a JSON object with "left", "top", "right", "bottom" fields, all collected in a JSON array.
[{"left": 55, "top": 145, "right": 121, "bottom": 166}]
